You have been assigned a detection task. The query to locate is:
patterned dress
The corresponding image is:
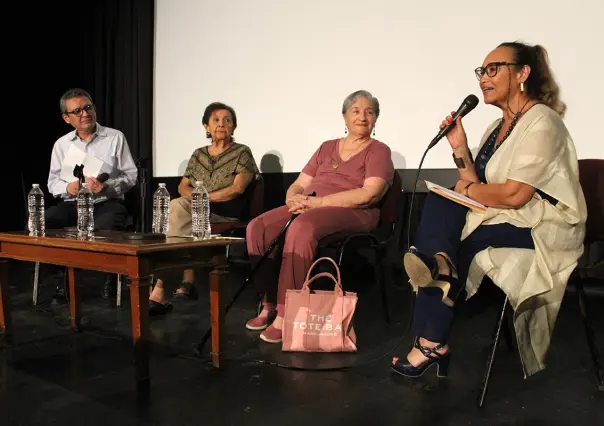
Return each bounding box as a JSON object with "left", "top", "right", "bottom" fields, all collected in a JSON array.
[{"left": 183, "top": 142, "right": 259, "bottom": 220}]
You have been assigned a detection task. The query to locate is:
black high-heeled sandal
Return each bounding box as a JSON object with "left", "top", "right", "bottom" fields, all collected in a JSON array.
[
  {"left": 404, "top": 248, "right": 459, "bottom": 306},
  {"left": 404, "top": 248, "right": 438, "bottom": 287},
  {"left": 391, "top": 338, "right": 451, "bottom": 378}
]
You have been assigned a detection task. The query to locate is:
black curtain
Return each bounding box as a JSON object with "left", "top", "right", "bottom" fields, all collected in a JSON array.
[
  {"left": 4, "top": 0, "right": 154, "bottom": 232},
  {"left": 89, "top": 0, "right": 155, "bottom": 231}
]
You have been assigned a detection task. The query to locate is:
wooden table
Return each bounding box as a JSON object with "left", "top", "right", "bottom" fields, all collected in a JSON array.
[{"left": 0, "top": 228, "right": 244, "bottom": 387}]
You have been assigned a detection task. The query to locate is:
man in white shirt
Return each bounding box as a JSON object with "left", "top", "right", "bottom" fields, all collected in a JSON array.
[{"left": 44, "top": 88, "right": 138, "bottom": 304}]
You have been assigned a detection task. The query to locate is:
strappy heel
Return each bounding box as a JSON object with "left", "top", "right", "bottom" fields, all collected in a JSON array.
[
  {"left": 403, "top": 249, "right": 459, "bottom": 307},
  {"left": 391, "top": 338, "right": 451, "bottom": 378},
  {"left": 403, "top": 248, "right": 438, "bottom": 288}
]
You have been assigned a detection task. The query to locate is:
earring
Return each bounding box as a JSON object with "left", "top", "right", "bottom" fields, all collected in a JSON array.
[
  {"left": 520, "top": 82, "right": 525, "bottom": 93},
  {"left": 206, "top": 131, "right": 211, "bottom": 139},
  {"left": 344, "top": 127, "right": 348, "bottom": 135},
  {"left": 372, "top": 127, "right": 376, "bottom": 137}
]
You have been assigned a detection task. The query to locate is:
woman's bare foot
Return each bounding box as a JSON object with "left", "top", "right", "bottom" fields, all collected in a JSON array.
[
  {"left": 149, "top": 280, "right": 169, "bottom": 304},
  {"left": 392, "top": 337, "right": 449, "bottom": 367},
  {"left": 174, "top": 270, "right": 195, "bottom": 294}
]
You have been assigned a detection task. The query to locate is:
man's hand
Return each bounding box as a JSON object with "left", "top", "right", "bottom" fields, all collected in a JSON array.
[
  {"left": 67, "top": 181, "right": 80, "bottom": 196},
  {"left": 86, "top": 177, "right": 106, "bottom": 194}
]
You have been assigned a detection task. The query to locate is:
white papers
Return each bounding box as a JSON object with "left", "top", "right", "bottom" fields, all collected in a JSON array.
[
  {"left": 424, "top": 180, "right": 486, "bottom": 213},
  {"left": 168, "top": 235, "right": 245, "bottom": 240},
  {"left": 60, "top": 144, "right": 105, "bottom": 182}
]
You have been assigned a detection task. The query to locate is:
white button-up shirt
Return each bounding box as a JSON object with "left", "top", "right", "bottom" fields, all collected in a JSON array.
[{"left": 47, "top": 123, "right": 138, "bottom": 203}]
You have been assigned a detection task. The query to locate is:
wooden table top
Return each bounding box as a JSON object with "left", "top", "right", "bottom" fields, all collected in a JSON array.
[{"left": 0, "top": 228, "right": 245, "bottom": 256}]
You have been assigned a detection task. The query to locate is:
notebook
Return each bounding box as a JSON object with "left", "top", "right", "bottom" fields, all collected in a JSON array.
[{"left": 424, "top": 180, "right": 486, "bottom": 214}]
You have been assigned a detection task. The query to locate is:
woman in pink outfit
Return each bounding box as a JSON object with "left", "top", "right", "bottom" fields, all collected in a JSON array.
[{"left": 245, "top": 90, "right": 395, "bottom": 344}]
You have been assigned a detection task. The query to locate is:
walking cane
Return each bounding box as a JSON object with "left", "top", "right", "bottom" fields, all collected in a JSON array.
[{"left": 193, "top": 193, "right": 315, "bottom": 355}]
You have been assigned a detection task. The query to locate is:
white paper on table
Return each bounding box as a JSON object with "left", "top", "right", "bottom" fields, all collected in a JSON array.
[
  {"left": 169, "top": 235, "right": 245, "bottom": 240},
  {"left": 424, "top": 180, "right": 487, "bottom": 213},
  {"left": 59, "top": 144, "right": 105, "bottom": 182}
]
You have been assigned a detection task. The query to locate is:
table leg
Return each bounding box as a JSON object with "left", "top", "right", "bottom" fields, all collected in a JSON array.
[
  {"left": 210, "top": 265, "right": 228, "bottom": 368},
  {"left": 68, "top": 267, "right": 81, "bottom": 331},
  {"left": 129, "top": 276, "right": 150, "bottom": 385},
  {"left": 0, "top": 260, "right": 12, "bottom": 345}
]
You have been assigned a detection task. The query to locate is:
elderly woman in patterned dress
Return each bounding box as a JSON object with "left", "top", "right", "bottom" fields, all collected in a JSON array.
[{"left": 149, "top": 101, "right": 259, "bottom": 315}]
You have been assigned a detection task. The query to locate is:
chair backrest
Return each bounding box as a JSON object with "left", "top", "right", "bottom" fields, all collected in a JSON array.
[
  {"left": 248, "top": 175, "right": 265, "bottom": 218},
  {"left": 578, "top": 159, "right": 604, "bottom": 244},
  {"left": 372, "top": 172, "right": 403, "bottom": 242},
  {"left": 379, "top": 171, "right": 403, "bottom": 226}
]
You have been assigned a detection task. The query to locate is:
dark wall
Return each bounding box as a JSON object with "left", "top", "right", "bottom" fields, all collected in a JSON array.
[
  {"left": 152, "top": 168, "right": 457, "bottom": 264},
  {"left": 152, "top": 168, "right": 458, "bottom": 213},
  {"left": 6, "top": 1, "right": 154, "bottom": 233},
  {"left": 3, "top": 4, "right": 96, "bottom": 232}
]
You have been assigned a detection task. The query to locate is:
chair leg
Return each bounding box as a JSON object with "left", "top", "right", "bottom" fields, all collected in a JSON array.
[
  {"left": 337, "top": 245, "right": 345, "bottom": 266},
  {"left": 32, "top": 262, "right": 40, "bottom": 306},
  {"left": 375, "top": 253, "right": 390, "bottom": 325},
  {"left": 116, "top": 274, "right": 122, "bottom": 307},
  {"left": 478, "top": 296, "right": 509, "bottom": 408},
  {"left": 502, "top": 309, "right": 515, "bottom": 353},
  {"left": 575, "top": 279, "right": 604, "bottom": 391}
]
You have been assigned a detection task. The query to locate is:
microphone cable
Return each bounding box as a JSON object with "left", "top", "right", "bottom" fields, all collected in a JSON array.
[{"left": 33, "top": 171, "right": 426, "bottom": 372}]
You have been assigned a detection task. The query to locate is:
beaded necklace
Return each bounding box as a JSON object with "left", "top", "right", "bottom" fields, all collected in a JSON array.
[{"left": 478, "top": 112, "right": 521, "bottom": 170}]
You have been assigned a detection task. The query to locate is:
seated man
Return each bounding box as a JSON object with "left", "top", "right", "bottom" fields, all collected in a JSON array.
[{"left": 44, "top": 88, "right": 137, "bottom": 304}]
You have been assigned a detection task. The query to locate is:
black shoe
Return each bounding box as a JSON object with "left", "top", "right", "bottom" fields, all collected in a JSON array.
[
  {"left": 404, "top": 248, "right": 460, "bottom": 306},
  {"left": 51, "top": 285, "right": 68, "bottom": 305},
  {"left": 403, "top": 248, "right": 440, "bottom": 287},
  {"left": 391, "top": 338, "right": 451, "bottom": 378},
  {"left": 149, "top": 300, "right": 173, "bottom": 316},
  {"left": 173, "top": 281, "right": 198, "bottom": 301},
  {"left": 102, "top": 275, "right": 118, "bottom": 299}
]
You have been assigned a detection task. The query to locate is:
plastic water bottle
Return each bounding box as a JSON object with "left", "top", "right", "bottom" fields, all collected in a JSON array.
[
  {"left": 27, "top": 184, "right": 45, "bottom": 236},
  {"left": 77, "top": 182, "right": 94, "bottom": 239},
  {"left": 152, "top": 183, "right": 171, "bottom": 234},
  {"left": 191, "top": 180, "right": 211, "bottom": 240}
]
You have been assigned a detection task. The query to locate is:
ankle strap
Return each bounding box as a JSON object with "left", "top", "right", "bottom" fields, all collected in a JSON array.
[
  {"left": 414, "top": 339, "right": 445, "bottom": 359},
  {"left": 435, "top": 253, "right": 457, "bottom": 275}
]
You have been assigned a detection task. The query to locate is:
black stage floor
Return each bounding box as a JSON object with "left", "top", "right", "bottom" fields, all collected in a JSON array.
[{"left": 1, "top": 260, "right": 602, "bottom": 426}]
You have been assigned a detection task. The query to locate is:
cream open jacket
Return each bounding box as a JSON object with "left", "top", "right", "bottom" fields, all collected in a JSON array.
[{"left": 462, "top": 104, "right": 587, "bottom": 377}]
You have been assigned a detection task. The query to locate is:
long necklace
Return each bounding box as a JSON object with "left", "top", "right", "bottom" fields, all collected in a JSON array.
[
  {"left": 478, "top": 113, "right": 521, "bottom": 170},
  {"left": 493, "top": 112, "right": 521, "bottom": 153}
]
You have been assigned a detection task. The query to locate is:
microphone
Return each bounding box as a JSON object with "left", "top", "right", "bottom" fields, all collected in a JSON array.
[
  {"left": 427, "top": 94, "right": 479, "bottom": 149},
  {"left": 97, "top": 172, "right": 110, "bottom": 183},
  {"left": 405, "top": 94, "right": 479, "bottom": 249}
]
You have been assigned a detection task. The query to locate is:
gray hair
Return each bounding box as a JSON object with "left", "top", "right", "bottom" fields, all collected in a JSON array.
[
  {"left": 60, "top": 88, "right": 93, "bottom": 114},
  {"left": 341, "top": 90, "right": 380, "bottom": 118}
]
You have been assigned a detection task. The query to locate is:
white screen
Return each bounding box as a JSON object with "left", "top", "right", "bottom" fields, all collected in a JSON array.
[{"left": 154, "top": 0, "right": 603, "bottom": 176}]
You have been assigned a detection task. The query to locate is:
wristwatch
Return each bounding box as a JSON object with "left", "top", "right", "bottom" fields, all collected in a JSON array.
[{"left": 463, "top": 182, "right": 474, "bottom": 197}]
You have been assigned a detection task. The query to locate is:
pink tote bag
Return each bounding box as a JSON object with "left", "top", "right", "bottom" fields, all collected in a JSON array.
[{"left": 282, "top": 257, "right": 358, "bottom": 352}]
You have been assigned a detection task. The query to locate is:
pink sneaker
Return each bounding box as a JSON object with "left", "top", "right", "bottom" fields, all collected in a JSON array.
[
  {"left": 245, "top": 310, "right": 277, "bottom": 331},
  {"left": 260, "top": 323, "right": 283, "bottom": 343}
]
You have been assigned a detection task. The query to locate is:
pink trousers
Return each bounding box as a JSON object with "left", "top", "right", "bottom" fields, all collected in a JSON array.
[{"left": 246, "top": 205, "right": 379, "bottom": 305}]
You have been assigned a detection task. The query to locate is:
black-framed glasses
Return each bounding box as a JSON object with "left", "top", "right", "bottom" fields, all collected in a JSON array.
[
  {"left": 474, "top": 62, "right": 518, "bottom": 81},
  {"left": 65, "top": 104, "right": 95, "bottom": 116}
]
